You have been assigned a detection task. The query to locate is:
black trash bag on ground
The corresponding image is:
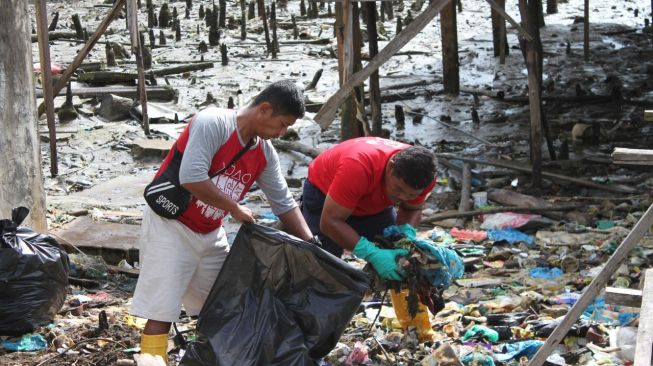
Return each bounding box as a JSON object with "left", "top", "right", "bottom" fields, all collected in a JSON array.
[
  {"left": 0, "top": 207, "right": 70, "bottom": 336},
  {"left": 180, "top": 223, "right": 370, "bottom": 366}
]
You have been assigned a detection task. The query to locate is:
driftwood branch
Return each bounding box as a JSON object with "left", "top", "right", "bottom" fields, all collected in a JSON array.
[
  {"left": 271, "top": 139, "right": 324, "bottom": 159},
  {"left": 437, "top": 154, "right": 638, "bottom": 194},
  {"left": 425, "top": 204, "right": 582, "bottom": 222}
]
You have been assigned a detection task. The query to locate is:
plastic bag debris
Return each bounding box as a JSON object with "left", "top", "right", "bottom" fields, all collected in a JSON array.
[
  {"left": 487, "top": 229, "right": 534, "bottom": 245},
  {"left": 480, "top": 212, "right": 541, "bottom": 230},
  {"left": 0, "top": 207, "right": 70, "bottom": 336},
  {"left": 180, "top": 223, "right": 369, "bottom": 366},
  {"left": 493, "top": 340, "right": 544, "bottom": 362},
  {"left": 529, "top": 267, "right": 564, "bottom": 279},
  {"left": 0, "top": 333, "right": 47, "bottom": 352}
]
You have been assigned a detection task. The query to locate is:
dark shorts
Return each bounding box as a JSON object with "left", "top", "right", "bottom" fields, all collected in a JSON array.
[{"left": 300, "top": 179, "right": 396, "bottom": 258}]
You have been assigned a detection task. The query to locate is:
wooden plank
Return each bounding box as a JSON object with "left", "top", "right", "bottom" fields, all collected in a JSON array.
[
  {"left": 605, "top": 287, "right": 642, "bottom": 308},
  {"left": 528, "top": 203, "right": 653, "bottom": 366},
  {"left": 50, "top": 216, "right": 140, "bottom": 252},
  {"left": 612, "top": 148, "right": 653, "bottom": 161},
  {"left": 645, "top": 110, "right": 653, "bottom": 122},
  {"left": 635, "top": 269, "right": 653, "bottom": 366},
  {"left": 35, "top": 85, "right": 177, "bottom": 101},
  {"left": 314, "top": 0, "right": 452, "bottom": 128}
]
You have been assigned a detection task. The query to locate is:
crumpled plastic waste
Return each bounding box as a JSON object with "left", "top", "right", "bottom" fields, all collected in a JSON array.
[
  {"left": 480, "top": 212, "right": 541, "bottom": 230},
  {"left": 450, "top": 228, "right": 487, "bottom": 242},
  {"left": 462, "top": 325, "right": 499, "bottom": 342},
  {"left": 462, "top": 352, "right": 496, "bottom": 366},
  {"left": 487, "top": 228, "right": 534, "bottom": 245},
  {"left": 345, "top": 341, "right": 371, "bottom": 365},
  {"left": 529, "top": 267, "right": 564, "bottom": 279},
  {"left": 431, "top": 227, "right": 456, "bottom": 245},
  {"left": 493, "top": 340, "right": 544, "bottom": 362},
  {"left": 383, "top": 225, "right": 465, "bottom": 289},
  {"left": 549, "top": 292, "right": 581, "bottom": 305},
  {"left": 584, "top": 296, "right": 639, "bottom": 325},
  {"left": 1, "top": 334, "right": 47, "bottom": 351}
]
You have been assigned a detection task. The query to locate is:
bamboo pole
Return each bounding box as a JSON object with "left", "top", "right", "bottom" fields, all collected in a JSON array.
[{"left": 126, "top": 0, "right": 149, "bottom": 135}]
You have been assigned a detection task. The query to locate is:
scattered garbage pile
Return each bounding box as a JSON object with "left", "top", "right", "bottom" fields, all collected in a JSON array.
[{"left": 318, "top": 198, "right": 653, "bottom": 365}]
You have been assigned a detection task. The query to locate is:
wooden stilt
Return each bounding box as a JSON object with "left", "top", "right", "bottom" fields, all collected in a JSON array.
[
  {"left": 441, "top": 0, "right": 459, "bottom": 94},
  {"left": 127, "top": 0, "right": 149, "bottom": 135},
  {"left": 584, "top": 0, "right": 590, "bottom": 61},
  {"left": 366, "top": 2, "right": 382, "bottom": 136},
  {"left": 491, "top": 0, "right": 508, "bottom": 60},
  {"left": 547, "top": 0, "right": 557, "bottom": 14},
  {"left": 519, "top": 0, "right": 542, "bottom": 188},
  {"left": 35, "top": 0, "right": 58, "bottom": 177}
]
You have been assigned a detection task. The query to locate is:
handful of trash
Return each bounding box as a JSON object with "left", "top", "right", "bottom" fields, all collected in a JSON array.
[{"left": 373, "top": 224, "right": 465, "bottom": 317}]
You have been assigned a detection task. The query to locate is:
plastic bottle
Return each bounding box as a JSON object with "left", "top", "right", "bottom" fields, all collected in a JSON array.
[{"left": 389, "top": 289, "right": 435, "bottom": 342}]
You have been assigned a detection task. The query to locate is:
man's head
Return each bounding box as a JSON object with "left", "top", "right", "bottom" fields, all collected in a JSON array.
[
  {"left": 384, "top": 146, "right": 437, "bottom": 203},
  {"left": 249, "top": 80, "right": 305, "bottom": 139}
]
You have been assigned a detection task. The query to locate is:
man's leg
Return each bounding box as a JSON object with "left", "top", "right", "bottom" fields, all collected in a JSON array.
[
  {"left": 300, "top": 179, "right": 345, "bottom": 257},
  {"left": 346, "top": 207, "right": 397, "bottom": 241}
]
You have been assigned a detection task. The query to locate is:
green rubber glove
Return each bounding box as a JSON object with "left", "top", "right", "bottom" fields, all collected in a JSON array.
[
  {"left": 352, "top": 237, "right": 409, "bottom": 281},
  {"left": 397, "top": 224, "right": 416, "bottom": 239}
]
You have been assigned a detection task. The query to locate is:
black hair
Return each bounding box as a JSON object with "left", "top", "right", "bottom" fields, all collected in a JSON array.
[
  {"left": 251, "top": 80, "right": 305, "bottom": 118},
  {"left": 391, "top": 146, "right": 437, "bottom": 189}
]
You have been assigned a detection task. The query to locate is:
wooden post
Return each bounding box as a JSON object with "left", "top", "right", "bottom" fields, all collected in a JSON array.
[
  {"left": 271, "top": 2, "right": 279, "bottom": 57},
  {"left": 528, "top": 203, "right": 653, "bottom": 366},
  {"left": 583, "top": 0, "right": 589, "bottom": 61},
  {"left": 1, "top": 0, "right": 48, "bottom": 231},
  {"left": 635, "top": 269, "right": 653, "bottom": 366},
  {"left": 366, "top": 2, "right": 382, "bottom": 136},
  {"left": 440, "top": 0, "right": 459, "bottom": 94},
  {"left": 127, "top": 0, "right": 149, "bottom": 135},
  {"left": 35, "top": 0, "right": 58, "bottom": 177},
  {"left": 519, "top": 0, "right": 542, "bottom": 188},
  {"left": 337, "top": 0, "right": 359, "bottom": 140},
  {"left": 491, "top": 0, "right": 508, "bottom": 60},
  {"left": 547, "top": 0, "right": 557, "bottom": 14},
  {"left": 455, "top": 163, "right": 472, "bottom": 227},
  {"left": 37, "top": 0, "right": 125, "bottom": 117}
]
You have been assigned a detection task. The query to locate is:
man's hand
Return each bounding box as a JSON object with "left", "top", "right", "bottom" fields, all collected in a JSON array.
[
  {"left": 352, "top": 237, "right": 408, "bottom": 281},
  {"left": 229, "top": 204, "right": 255, "bottom": 223}
]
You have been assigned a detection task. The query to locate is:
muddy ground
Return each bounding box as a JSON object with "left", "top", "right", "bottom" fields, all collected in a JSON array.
[{"left": 2, "top": 0, "right": 652, "bottom": 364}]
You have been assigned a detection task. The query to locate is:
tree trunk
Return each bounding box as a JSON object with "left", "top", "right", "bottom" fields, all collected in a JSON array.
[{"left": 0, "top": 0, "right": 47, "bottom": 231}]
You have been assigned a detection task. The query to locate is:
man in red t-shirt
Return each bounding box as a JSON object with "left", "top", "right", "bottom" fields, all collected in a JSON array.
[{"left": 302, "top": 137, "right": 437, "bottom": 281}]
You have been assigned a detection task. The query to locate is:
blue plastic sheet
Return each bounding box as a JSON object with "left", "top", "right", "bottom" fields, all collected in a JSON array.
[
  {"left": 529, "top": 267, "right": 563, "bottom": 279},
  {"left": 487, "top": 229, "right": 534, "bottom": 246},
  {"left": 384, "top": 225, "right": 464, "bottom": 288},
  {"left": 493, "top": 340, "right": 544, "bottom": 362},
  {"left": 462, "top": 352, "right": 496, "bottom": 366},
  {"left": 1, "top": 334, "right": 47, "bottom": 352}
]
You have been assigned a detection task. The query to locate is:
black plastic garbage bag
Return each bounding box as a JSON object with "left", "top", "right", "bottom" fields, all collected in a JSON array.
[
  {"left": 0, "top": 207, "right": 70, "bottom": 336},
  {"left": 180, "top": 223, "right": 370, "bottom": 366}
]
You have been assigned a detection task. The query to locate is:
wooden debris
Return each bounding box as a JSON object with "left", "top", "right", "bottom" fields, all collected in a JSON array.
[
  {"left": 131, "top": 138, "right": 174, "bottom": 158},
  {"left": 98, "top": 94, "right": 133, "bottom": 121},
  {"left": 612, "top": 148, "right": 653, "bottom": 166},
  {"left": 605, "top": 287, "right": 642, "bottom": 308}
]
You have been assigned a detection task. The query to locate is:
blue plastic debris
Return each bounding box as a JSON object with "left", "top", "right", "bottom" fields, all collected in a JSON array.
[
  {"left": 487, "top": 228, "right": 534, "bottom": 246},
  {"left": 494, "top": 340, "right": 544, "bottom": 362},
  {"left": 1, "top": 334, "right": 47, "bottom": 352},
  {"left": 384, "top": 225, "right": 465, "bottom": 288},
  {"left": 529, "top": 267, "right": 563, "bottom": 279}
]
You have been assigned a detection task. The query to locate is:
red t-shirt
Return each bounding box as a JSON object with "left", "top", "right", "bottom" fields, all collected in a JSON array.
[{"left": 307, "top": 137, "right": 435, "bottom": 216}]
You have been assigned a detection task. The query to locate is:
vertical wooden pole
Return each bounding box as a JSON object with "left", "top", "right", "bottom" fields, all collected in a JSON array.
[
  {"left": 336, "top": 0, "right": 359, "bottom": 140},
  {"left": 519, "top": 0, "right": 542, "bottom": 188},
  {"left": 35, "top": 0, "right": 58, "bottom": 177},
  {"left": 584, "top": 0, "right": 590, "bottom": 61},
  {"left": 1, "top": 0, "right": 48, "bottom": 231},
  {"left": 366, "top": 2, "right": 382, "bottom": 136},
  {"left": 491, "top": 0, "right": 508, "bottom": 61},
  {"left": 440, "top": 0, "right": 459, "bottom": 94},
  {"left": 127, "top": 0, "right": 149, "bottom": 134},
  {"left": 546, "top": 0, "right": 557, "bottom": 14}
]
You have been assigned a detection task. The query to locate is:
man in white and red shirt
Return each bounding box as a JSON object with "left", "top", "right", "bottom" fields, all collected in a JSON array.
[
  {"left": 302, "top": 137, "right": 437, "bottom": 281},
  {"left": 132, "top": 81, "right": 313, "bottom": 363}
]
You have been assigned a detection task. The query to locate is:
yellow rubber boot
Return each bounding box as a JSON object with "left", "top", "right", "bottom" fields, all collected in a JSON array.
[
  {"left": 140, "top": 333, "right": 168, "bottom": 365},
  {"left": 389, "top": 289, "right": 435, "bottom": 342}
]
